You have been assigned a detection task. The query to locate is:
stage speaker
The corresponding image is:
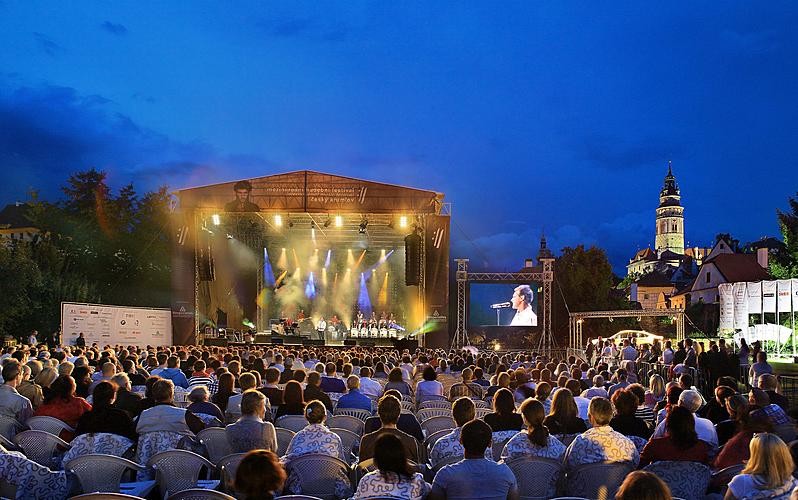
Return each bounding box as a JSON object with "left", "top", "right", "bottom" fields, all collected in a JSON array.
[
  {"left": 198, "top": 242, "right": 215, "bottom": 281},
  {"left": 405, "top": 233, "right": 422, "bottom": 286},
  {"left": 203, "top": 337, "right": 228, "bottom": 347},
  {"left": 344, "top": 340, "right": 357, "bottom": 347},
  {"left": 271, "top": 337, "right": 284, "bottom": 346},
  {"left": 254, "top": 334, "right": 270, "bottom": 344}
]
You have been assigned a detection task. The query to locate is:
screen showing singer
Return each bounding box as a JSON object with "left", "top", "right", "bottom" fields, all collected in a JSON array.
[
  {"left": 468, "top": 283, "right": 538, "bottom": 327},
  {"left": 510, "top": 285, "right": 536, "bottom": 326}
]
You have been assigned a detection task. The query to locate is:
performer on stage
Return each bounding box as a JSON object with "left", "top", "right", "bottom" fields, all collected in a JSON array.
[
  {"left": 316, "top": 317, "right": 327, "bottom": 341},
  {"left": 510, "top": 285, "right": 537, "bottom": 326}
]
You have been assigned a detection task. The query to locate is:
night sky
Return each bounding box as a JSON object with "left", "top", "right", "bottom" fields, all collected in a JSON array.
[{"left": 2, "top": 2, "right": 797, "bottom": 273}]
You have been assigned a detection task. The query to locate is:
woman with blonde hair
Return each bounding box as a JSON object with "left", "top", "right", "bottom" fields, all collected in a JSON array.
[
  {"left": 543, "top": 385, "right": 587, "bottom": 435},
  {"left": 34, "top": 367, "right": 59, "bottom": 400},
  {"left": 645, "top": 374, "right": 666, "bottom": 408},
  {"left": 726, "top": 433, "right": 797, "bottom": 500}
]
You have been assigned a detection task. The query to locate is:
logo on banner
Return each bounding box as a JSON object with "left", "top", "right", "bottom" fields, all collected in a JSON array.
[
  {"left": 432, "top": 228, "right": 445, "bottom": 249},
  {"left": 358, "top": 186, "right": 368, "bottom": 204}
]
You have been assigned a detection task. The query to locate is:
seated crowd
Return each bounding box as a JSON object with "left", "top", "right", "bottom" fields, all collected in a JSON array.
[{"left": 0, "top": 338, "right": 795, "bottom": 500}]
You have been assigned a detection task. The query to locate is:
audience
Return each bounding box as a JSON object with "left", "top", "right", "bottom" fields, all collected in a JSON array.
[
  {"left": 282, "top": 400, "right": 343, "bottom": 462},
  {"left": 430, "top": 396, "right": 490, "bottom": 467},
  {"left": 616, "top": 471, "right": 672, "bottom": 500},
  {"left": 639, "top": 406, "right": 710, "bottom": 467},
  {"left": 136, "top": 378, "right": 205, "bottom": 435},
  {"left": 360, "top": 395, "right": 419, "bottom": 463},
  {"left": 543, "top": 386, "right": 587, "bottom": 435},
  {"left": 364, "top": 389, "right": 424, "bottom": 440},
  {"left": 484, "top": 388, "right": 523, "bottom": 432},
  {"left": 274, "top": 380, "right": 306, "bottom": 420},
  {"left": 74, "top": 380, "right": 137, "bottom": 440},
  {"left": 34, "top": 375, "right": 91, "bottom": 439},
  {"left": 234, "top": 450, "right": 286, "bottom": 500},
  {"left": 726, "top": 433, "right": 797, "bottom": 500},
  {"left": 186, "top": 385, "right": 225, "bottom": 422},
  {"left": 609, "top": 389, "right": 651, "bottom": 439},
  {"left": 651, "top": 389, "right": 718, "bottom": 448},
  {"left": 415, "top": 365, "right": 444, "bottom": 402},
  {"left": 336, "top": 375, "right": 373, "bottom": 412},
  {"left": 564, "top": 397, "right": 639, "bottom": 469}
]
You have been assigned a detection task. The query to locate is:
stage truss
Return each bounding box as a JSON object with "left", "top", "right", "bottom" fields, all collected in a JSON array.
[
  {"left": 453, "top": 256, "right": 555, "bottom": 353},
  {"left": 568, "top": 308, "right": 686, "bottom": 350}
]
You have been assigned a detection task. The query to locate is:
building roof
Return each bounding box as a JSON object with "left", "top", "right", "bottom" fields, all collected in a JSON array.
[
  {"left": 710, "top": 253, "right": 770, "bottom": 283},
  {"left": 658, "top": 250, "right": 684, "bottom": 260},
  {"left": 629, "top": 247, "right": 657, "bottom": 263},
  {"left": 0, "top": 203, "right": 35, "bottom": 229},
  {"left": 635, "top": 271, "right": 674, "bottom": 287}
]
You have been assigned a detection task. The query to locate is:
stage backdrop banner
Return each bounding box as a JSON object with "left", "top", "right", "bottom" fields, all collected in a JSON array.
[
  {"left": 762, "top": 280, "right": 777, "bottom": 314},
  {"left": 777, "top": 280, "right": 793, "bottom": 313},
  {"left": 747, "top": 282, "right": 762, "bottom": 314},
  {"left": 61, "top": 302, "right": 172, "bottom": 347},
  {"left": 733, "top": 282, "right": 748, "bottom": 331},
  {"left": 718, "top": 283, "right": 735, "bottom": 331}
]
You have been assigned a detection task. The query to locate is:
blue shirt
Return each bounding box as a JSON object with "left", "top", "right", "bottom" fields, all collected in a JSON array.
[
  {"left": 432, "top": 458, "right": 517, "bottom": 500},
  {"left": 336, "top": 389, "right": 372, "bottom": 412},
  {"left": 159, "top": 368, "right": 189, "bottom": 388}
]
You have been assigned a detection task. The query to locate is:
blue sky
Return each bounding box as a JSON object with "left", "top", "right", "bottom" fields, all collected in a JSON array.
[{"left": 1, "top": 1, "right": 797, "bottom": 273}]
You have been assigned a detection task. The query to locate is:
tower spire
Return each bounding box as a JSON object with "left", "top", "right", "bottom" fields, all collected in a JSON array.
[{"left": 667, "top": 159, "right": 672, "bottom": 176}]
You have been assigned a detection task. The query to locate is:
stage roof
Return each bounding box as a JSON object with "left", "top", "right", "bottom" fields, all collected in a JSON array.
[{"left": 176, "top": 170, "right": 445, "bottom": 214}]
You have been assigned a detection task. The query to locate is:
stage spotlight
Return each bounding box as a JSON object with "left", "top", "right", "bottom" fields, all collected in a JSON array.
[
  {"left": 288, "top": 218, "right": 294, "bottom": 229},
  {"left": 323, "top": 217, "right": 332, "bottom": 228},
  {"left": 274, "top": 215, "right": 283, "bottom": 227},
  {"left": 310, "top": 221, "right": 316, "bottom": 229},
  {"left": 334, "top": 215, "right": 343, "bottom": 227},
  {"left": 399, "top": 216, "right": 408, "bottom": 228},
  {"left": 359, "top": 219, "right": 368, "bottom": 234},
  {"left": 211, "top": 214, "right": 221, "bottom": 226}
]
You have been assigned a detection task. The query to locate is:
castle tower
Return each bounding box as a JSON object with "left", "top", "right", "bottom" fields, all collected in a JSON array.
[{"left": 654, "top": 161, "right": 685, "bottom": 256}]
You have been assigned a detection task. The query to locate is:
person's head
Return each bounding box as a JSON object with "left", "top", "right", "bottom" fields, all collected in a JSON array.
[
  {"left": 193, "top": 360, "right": 206, "bottom": 373},
  {"left": 239, "top": 372, "right": 257, "bottom": 391},
  {"left": 167, "top": 356, "right": 179, "bottom": 369},
  {"left": 615, "top": 471, "right": 672, "bottom": 500},
  {"left": 304, "top": 400, "right": 326, "bottom": 424},
  {"left": 566, "top": 378, "right": 582, "bottom": 398},
  {"left": 743, "top": 433, "right": 795, "bottom": 489},
  {"left": 387, "top": 367, "right": 403, "bottom": 383},
  {"left": 92, "top": 380, "right": 117, "bottom": 407},
  {"left": 264, "top": 367, "right": 280, "bottom": 384},
  {"left": 497, "top": 371, "right": 511, "bottom": 388},
  {"left": 452, "top": 397, "right": 476, "bottom": 427},
  {"left": 152, "top": 378, "right": 175, "bottom": 403},
  {"left": 325, "top": 362, "right": 337, "bottom": 376},
  {"left": 666, "top": 406, "right": 698, "bottom": 448},
  {"left": 307, "top": 371, "right": 321, "bottom": 387},
  {"left": 714, "top": 385, "right": 736, "bottom": 406},
  {"left": 512, "top": 285, "right": 533, "bottom": 310},
  {"left": 757, "top": 351, "right": 767, "bottom": 363},
  {"left": 422, "top": 365, "right": 437, "bottom": 381},
  {"left": 459, "top": 419, "right": 492, "bottom": 457},
  {"left": 377, "top": 395, "right": 401, "bottom": 426},
  {"left": 234, "top": 450, "right": 286, "bottom": 500},
  {"left": 101, "top": 361, "right": 116, "bottom": 377},
  {"left": 34, "top": 367, "right": 58, "bottom": 388},
  {"left": 749, "top": 388, "right": 770, "bottom": 409},
  {"left": 241, "top": 389, "right": 267, "bottom": 419},
  {"left": 612, "top": 389, "right": 639, "bottom": 417},
  {"left": 373, "top": 433, "right": 412, "bottom": 480},
  {"left": 615, "top": 368, "right": 627, "bottom": 381},
  {"left": 283, "top": 380, "right": 304, "bottom": 406},
  {"left": 665, "top": 385, "right": 684, "bottom": 407},
  {"left": 549, "top": 385, "right": 578, "bottom": 420},
  {"left": 588, "top": 397, "right": 613, "bottom": 427},
  {"left": 232, "top": 180, "right": 254, "bottom": 202},
  {"left": 627, "top": 383, "right": 646, "bottom": 406},
  {"left": 519, "top": 398, "right": 549, "bottom": 447},
  {"left": 678, "top": 373, "right": 693, "bottom": 390},
  {"left": 492, "top": 387, "right": 516, "bottom": 416},
  {"left": 188, "top": 385, "right": 210, "bottom": 404},
  {"left": 593, "top": 374, "right": 605, "bottom": 388},
  {"left": 346, "top": 375, "right": 360, "bottom": 391},
  {"left": 58, "top": 361, "right": 74, "bottom": 377},
  {"left": 758, "top": 373, "right": 778, "bottom": 391},
  {"left": 535, "top": 381, "right": 551, "bottom": 401},
  {"left": 678, "top": 389, "right": 702, "bottom": 413},
  {"left": 48, "top": 375, "right": 77, "bottom": 401}
]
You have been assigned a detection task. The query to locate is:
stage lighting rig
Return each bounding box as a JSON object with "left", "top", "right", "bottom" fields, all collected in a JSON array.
[
  {"left": 211, "top": 214, "right": 221, "bottom": 226},
  {"left": 334, "top": 215, "right": 343, "bottom": 227},
  {"left": 323, "top": 216, "right": 332, "bottom": 228},
  {"left": 399, "top": 215, "right": 408, "bottom": 228},
  {"left": 274, "top": 215, "right": 283, "bottom": 227},
  {"left": 359, "top": 218, "right": 368, "bottom": 234}
]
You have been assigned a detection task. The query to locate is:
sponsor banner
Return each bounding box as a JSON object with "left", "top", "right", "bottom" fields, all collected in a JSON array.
[
  {"left": 733, "top": 282, "right": 748, "bottom": 331},
  {"left": 777, "top": 280, "right": 793, "bottom": 313},
  {"left": 718, "top": 283, "right": 734, "bottom": 330},
  {"left": 762, "top": 280, "right": 777, "bottom": 314},
  {"left": 747, "top": 282, "right": 762, "bottom": 314},
  {"left": 61, "top": 302, "right": 172, "bottom": 347}
]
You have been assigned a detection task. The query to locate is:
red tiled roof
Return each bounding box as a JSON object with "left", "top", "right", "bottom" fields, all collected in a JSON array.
[{"left": 711, "top": 253, "right": 770, "bottom": 283}]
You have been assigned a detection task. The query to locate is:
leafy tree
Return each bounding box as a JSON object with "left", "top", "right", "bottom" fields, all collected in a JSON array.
[
  {"left": 770, "top": 192, "right": 798, "bottom": 278},
  {"left": 553, "top": 245, "right": 634, "bottom": 344},
  {"left": 0, "top": 243, "right": 43, "bottom": 341}
]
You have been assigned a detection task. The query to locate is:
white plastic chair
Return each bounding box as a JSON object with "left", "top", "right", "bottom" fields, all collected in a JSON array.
[
  {"left": 421, "top": 416, "right": 456, "bottom": 436},
  {"left": 197, "top": 427, "right": 232, "bottom": 464},
  {"left": 14, "top": 429, "right": 70, "bottom": 468},
  {"left": 26, "top": 416, "right": 75, "bottom": 437},
  {"left": 276, "top": 415, "right": 309, "bottom": 433},
  {"left": 505, "top": 456, "right": 563, "bottom": 500},
  {"left": 417, "top": 408, "right": 453, "bottom": 421},
  {"left": 284, "top": 453, "right": 351, "bottom": 500},
  {"left": 216, "top": 453, "right": 246, "bottom": 493},
  {"left": 147, "top": 449, "right": 218, "bottom": 498},
  {"left": 332, "top": 408, "right": 371, "bottom": 421},
  {"left": 166, "top": 488, "right": 235, "bottom": 499},
  {"left": 327, "top": 415, "right": 364, "bottom": 436},
  {"left": 66, "top": 453, "right": 155, "bottom": 498},
  {"left": 276, "top": 428, "right": 295, "bottom": 457},
  {"left": 417, "top": 400, "right": 451, "bottom": 411},
  {"left": 329, "top": 428, "right": 359, "bottom": 462}
]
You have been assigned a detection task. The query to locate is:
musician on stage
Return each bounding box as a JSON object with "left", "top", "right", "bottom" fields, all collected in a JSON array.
[
  {"left": 316, "top": 317, "right": 327, "bottom": 341},
  {"left": 510, "top": 285, "right": 537, "bottom": 326}
]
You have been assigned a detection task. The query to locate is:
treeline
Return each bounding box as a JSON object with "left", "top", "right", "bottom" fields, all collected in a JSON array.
[{"left": 0, "top": 169, "right": 172, "bottom": 341}]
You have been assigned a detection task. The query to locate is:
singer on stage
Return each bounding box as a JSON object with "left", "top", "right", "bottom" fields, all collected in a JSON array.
[{"left": 510, "top": 285, "right": 537, "bottom": 326}]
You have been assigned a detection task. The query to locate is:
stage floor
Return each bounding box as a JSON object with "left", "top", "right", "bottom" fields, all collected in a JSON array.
[{"left": 204, "top": 333, "right": 418, "bottom": 351}]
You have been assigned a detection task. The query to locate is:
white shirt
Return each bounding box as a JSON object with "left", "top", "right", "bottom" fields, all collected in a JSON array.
[
  {"left": 621, "top": 346, "right": 638, "bottom": 361},
  {"left": 359, "top": 377, "right": 383, "bottom": 398},
  {"left": 652, "top": 412, "right": 718, "bottom": 448},
  {"left": 661, "top": 348, "right": 674, "bottom": 364},
  {"left": 317, "top": 320, "right": 326, "bottom": 331},
  {"left": 510, "top": 306, "right": 537, "bottom": 326},
  {"left": 573, "top": 396, "right": 591, "bottom": 420}
]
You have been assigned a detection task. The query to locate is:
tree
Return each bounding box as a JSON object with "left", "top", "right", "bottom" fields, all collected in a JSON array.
[
  {"left": 0, "top": 243, "right": 43, "bottom": 341},
  {"left": 770, "top": 192, "right": 798, "bottom": 278},
  {"left": 553, "top": 245, "right": 634, "bottom": 343}
]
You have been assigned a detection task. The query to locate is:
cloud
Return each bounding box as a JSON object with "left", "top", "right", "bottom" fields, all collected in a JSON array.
[
  {"left": 101, "top": 21, "right": 128, "bottom": 36},
  {"left": 0, "top": 80, "right": 270, "bottom": 200},
  {"left": 33, "top": 32, "right": 63, "bottom": 57},
  {"left": 575, "top": 133, "right": 682, "bottom": 171}
]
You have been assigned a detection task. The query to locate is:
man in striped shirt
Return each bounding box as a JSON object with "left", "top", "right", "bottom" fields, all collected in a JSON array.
[
  {"left": 188, "top": 360, "right": 212, "bottom": 387},
  {"left": 628, "top": 383, "right": 655, "bottom": 422}
]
